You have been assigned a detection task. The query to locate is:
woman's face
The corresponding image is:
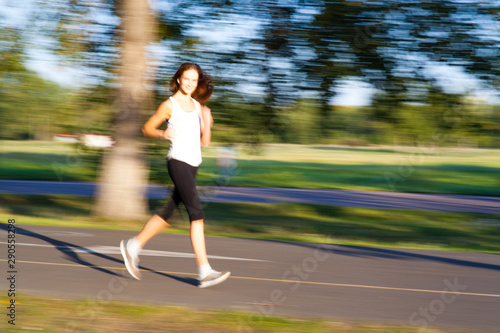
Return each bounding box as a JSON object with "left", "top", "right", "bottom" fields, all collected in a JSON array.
[{"left": 178, "top": 69, "right": 199, "bottom": 96}]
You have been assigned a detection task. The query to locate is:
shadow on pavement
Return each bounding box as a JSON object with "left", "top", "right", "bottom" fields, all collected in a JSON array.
[
  {"left": 254, "top": 238, "right": 500, "bottom": 272},
  {"left": 1, "top": 224, "right": 197, "bottom": 285},
  {"left": 1, "top": 223, "right": 123, "bottom": 277},
  {"left": 143, "top": 268, "right": 199, "bottom": 287}
]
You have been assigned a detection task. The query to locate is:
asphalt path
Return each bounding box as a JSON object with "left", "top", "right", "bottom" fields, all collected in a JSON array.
[
  {"left": 1, "top": 224, "right": 499, "bottom": 331},
  {"left": 1, "top": 179, "right": 500, "bottom": 213}
]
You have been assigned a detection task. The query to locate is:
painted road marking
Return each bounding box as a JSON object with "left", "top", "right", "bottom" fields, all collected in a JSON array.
[
  {"left": 0, "top": 241, "right": 270, "bottom": 262},
  {"left": 3, "top": 259, "right": 500, "bottom": 299}
]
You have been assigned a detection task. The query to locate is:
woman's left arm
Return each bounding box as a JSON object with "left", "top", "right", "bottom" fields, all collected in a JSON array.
[{"left": 200, "top": 105, "right": 213, "bottom": 148}]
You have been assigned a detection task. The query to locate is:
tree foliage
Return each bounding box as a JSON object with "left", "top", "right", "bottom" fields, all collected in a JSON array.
[{"left": 1, "top": 0, "right": 499, "bottom": 147}]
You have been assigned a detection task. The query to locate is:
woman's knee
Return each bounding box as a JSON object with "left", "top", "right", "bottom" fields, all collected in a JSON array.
[
  {"left": 191, "top": 219, "right": 204, "bottom": 226},
  {"left": 188, "top": 206, "right": 205, "bottom": 221}
]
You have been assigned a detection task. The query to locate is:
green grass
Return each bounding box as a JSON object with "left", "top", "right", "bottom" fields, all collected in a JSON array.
[
  {"left": 2, "top": 141, "right": 498, "bottom": 332},
  {"left": 2, "top": 194, "right": 499, "bottom": 253},
  {"left": 1, "top": 140, "right": 500, "bottom": 196},
  {"left": 0, "top": 294, "right": 487, "bottom": 333},
  {"left": 0, "top": 140, "right": 97, "bottom": 181}
]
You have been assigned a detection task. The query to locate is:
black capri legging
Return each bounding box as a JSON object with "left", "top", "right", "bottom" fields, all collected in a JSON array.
[{"left": 159, "top": 159, "right": 205, "bottom": 222}]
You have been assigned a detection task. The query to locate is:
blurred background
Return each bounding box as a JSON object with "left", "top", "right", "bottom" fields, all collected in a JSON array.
[
  {"left": 1, "top": 0, "right": 498, "bottom": 146},
  {"left": 1, "top": 0, "right": 499, "bottom": 225},
  {"left": 2, "top": 3, "right": 500, "bottom": 330}
]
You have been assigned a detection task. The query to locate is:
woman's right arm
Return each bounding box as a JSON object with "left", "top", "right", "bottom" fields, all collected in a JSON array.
[{"left": 142, "top": 100, "right": 173, "bottom": 140}]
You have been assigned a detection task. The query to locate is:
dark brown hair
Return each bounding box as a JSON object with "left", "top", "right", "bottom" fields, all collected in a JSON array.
[{"left": 170, "top": 62, "right": 213, "bottom": 104}]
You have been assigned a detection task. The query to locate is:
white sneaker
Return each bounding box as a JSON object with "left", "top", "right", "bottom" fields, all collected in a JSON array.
[
  {"left": 120, "top": 239, "right": 142, "bottom": 280},
  {"left": 198, "top": 270, "right": 231, "bottom": 288}
]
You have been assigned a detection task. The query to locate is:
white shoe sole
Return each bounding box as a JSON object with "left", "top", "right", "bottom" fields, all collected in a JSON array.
[
  {"left": 198, "top": 271, "right": 231, "bottom": 288},
  {"left": 120, "top": 240, "right": 141, "bottom": 280}
]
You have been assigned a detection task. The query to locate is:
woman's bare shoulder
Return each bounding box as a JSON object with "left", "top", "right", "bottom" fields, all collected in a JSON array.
[
  {"left": 161, "top": 98, "right": 173, "bottom": 108},
  {"left": 156, "top": 98, "right": 173, "bottom": 118}
]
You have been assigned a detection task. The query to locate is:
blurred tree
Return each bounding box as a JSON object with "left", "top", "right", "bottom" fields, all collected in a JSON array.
[
  {"left": 359, "top": 0, "right": 499, "bottom": 116},
  {"left": 2, "top": 0, "right": 499, "bottom": 151},
  {"left": 0, "top": 27, "right": 75, "bottom": 140},
  {"left": 300, "top": 1, "right": 376, "bottom": 140},
  {"left": 251, "top": 1, "right": 296, "bottom": 143},
  {"left": 0, "top": 27, "right": 30, "bottom": 139},
  {"left": 0, "top": 28, "right": 24, "bottom": 74},
  {"left": 93, "top": 0, "right": 157, "bottom": 220},
  {"left": 296, "top": 0, "right": 499, "bottom": 143}
]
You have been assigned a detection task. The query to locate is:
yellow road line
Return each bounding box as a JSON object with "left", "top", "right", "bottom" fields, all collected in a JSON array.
[
  {"left": 3, "top": 259, "right": 500, "bottom": 298},
  {"left": 229, "top": 275, "right": 500, "bottom": 298}
]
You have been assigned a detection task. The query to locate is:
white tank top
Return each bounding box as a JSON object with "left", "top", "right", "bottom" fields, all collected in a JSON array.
[{"left": 166, "top": 96, "right": 202, "bottom": 167}]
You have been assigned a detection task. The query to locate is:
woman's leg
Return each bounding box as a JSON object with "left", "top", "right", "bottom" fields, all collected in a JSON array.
[
  {"left": 167, "top": 160, "right": 208, "bottom": 267},
  {"left": 157, "top": 159, "right": 230, "bottom": 287},
  {"left": 120, "top": 213, "right": 172, "bottom": 280},
  {"left": 190, "top": 219, "right": 209, "bottom": 267},
  {"left": 135, "top": 214, "right": 170, "bottom": 248},
  {"left": 120, "top": 160, "right": 179, "bottom": 279},
  {"left": 192, "top": 217, "right": 231, "bottom": 288},
  {"left": 133, "top": 184, "right": 179, "bottom": 249},
  {"left": 191, "top": 219, "right": 231, "bottom": 288}
]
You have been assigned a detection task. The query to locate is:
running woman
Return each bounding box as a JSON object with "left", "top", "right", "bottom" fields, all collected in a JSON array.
[{"left": 120, "top": 62, "right": 230, "bottom": 288}]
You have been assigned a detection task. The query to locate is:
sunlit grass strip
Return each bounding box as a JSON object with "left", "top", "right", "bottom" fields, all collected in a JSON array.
[
  {"left": 1, "top": 194, "right": 500, "bottom": 253},
  {"left": 2, "top": 140, "right": 500, "bottom": 195},
  {"left": 0, "top": 294, "right": 479, "bottom": 333}
]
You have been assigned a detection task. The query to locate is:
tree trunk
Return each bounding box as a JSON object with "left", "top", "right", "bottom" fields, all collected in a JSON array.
[{"left": 93, "top": 0, "right": 156, "bottom": 220}]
